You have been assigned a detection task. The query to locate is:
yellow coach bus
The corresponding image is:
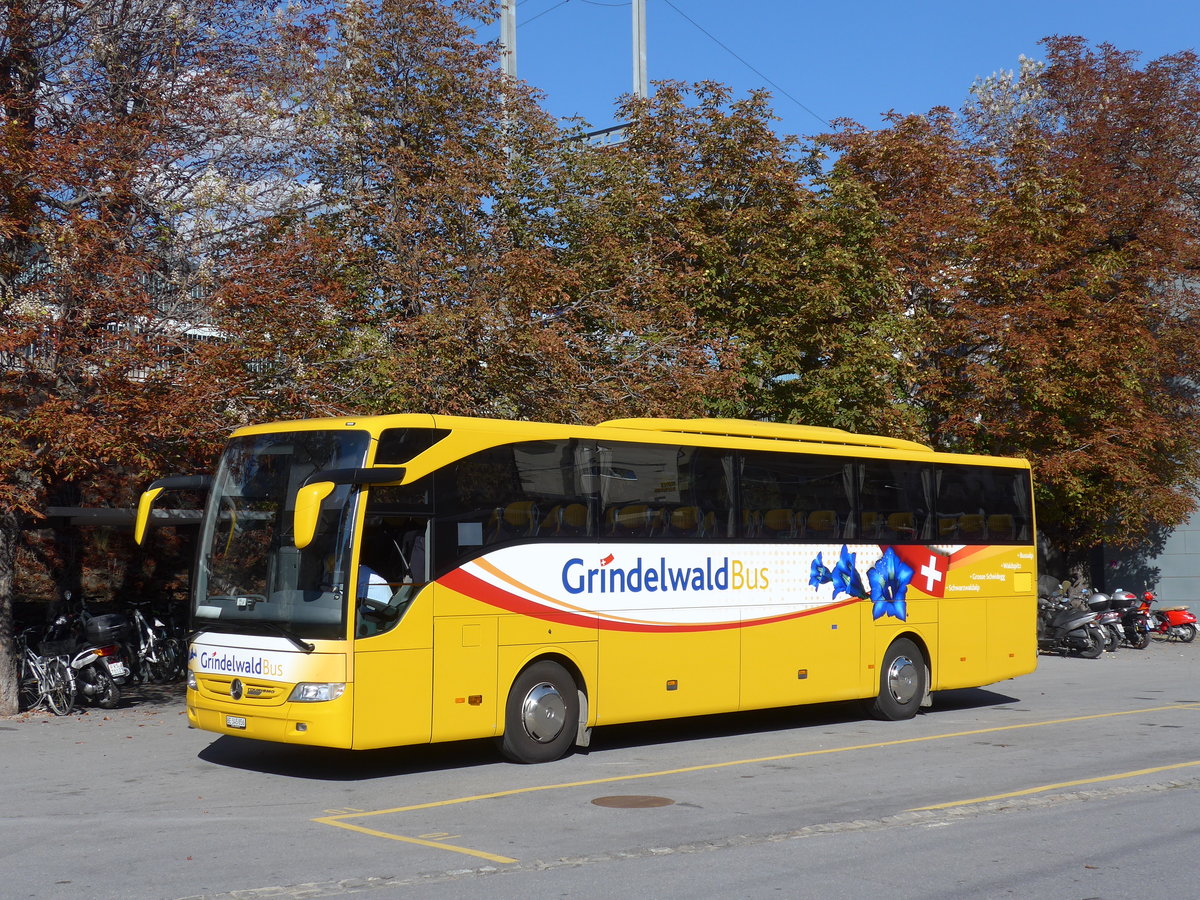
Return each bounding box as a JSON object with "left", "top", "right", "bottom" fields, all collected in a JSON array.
[{"left": 136, "top": 414, "right": 1037, "bottom": 762}]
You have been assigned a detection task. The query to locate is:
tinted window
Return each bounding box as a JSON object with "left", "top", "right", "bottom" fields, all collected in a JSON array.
[
  {"left": 375, "top": 428, "right": 450, "bottom": 464},
  {"left": 740, "top": 451, "right": 854, "bottom": 541},
  {"left": 433, "top": 440, "right": 596, "bottom": 572},
  {"left": 935, "top": 465, "right": 1032, "bottom": 545},
  {"left": 425, "top": 436, "right": 1034, "bottom": 573},
  {"left": 860, "top": 460, "right": 931, "bottom": 543},
  {"left": 597, "top": 442, "right": 734, "bottom": 539}
]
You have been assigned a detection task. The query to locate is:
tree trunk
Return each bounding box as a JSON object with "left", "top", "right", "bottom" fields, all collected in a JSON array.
[{"left": 0, "top": 507, "right": 21, "bottom": 716}]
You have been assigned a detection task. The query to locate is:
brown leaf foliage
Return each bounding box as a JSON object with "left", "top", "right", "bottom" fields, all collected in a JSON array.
[{"left": 823, "top": 37, "right": 1200, "bottom": 561}]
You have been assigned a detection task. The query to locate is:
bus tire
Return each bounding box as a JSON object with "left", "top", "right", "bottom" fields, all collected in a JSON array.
[
  {"left": 869, "top": 638, "right": 926, "bottom": 721},
  {"left": 499, "top": 660, "right": 579, "bottom": 764}
]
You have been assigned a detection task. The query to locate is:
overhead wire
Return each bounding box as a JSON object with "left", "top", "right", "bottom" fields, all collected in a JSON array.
[
  {"left": 512, "top": 0, "right": 827, "bottom": 128},
  {"left": 659, "top": 0, "right": 828, "bottom": 127},
  {"left": 518, "top": 0, "right": 573, "bottom": 28}
]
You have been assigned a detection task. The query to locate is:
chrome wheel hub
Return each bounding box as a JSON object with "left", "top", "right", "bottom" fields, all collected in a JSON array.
[
  {"left": 886, "top": 655, "right": 918, "bottom": 705},
  {"left": 521, "top": 682, "right": 567, "bottom": 743}
]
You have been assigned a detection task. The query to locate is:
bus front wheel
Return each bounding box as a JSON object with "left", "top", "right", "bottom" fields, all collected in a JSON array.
[
  {"left": 869, "top": 638, "right": 926, "bottom": 721},
  {"left": 499, "top": 660, "right": 579, "bottom": 764}
]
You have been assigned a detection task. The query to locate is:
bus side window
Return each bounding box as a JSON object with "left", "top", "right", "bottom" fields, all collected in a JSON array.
[
  {"left": 861, "top": 460, "right": 930, "bottom": 545},
  {"left": 740, "top": 451, "right": 853, "bottom": 542},
  {"left": 357, "top": 513, "right": 428, "bottom": 638},
  {"left": 935, "top": 466, "right": 1032, "bottom": 545}
]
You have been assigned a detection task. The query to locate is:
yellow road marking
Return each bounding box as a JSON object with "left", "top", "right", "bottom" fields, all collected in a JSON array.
[
  {"left": 315, "top": 701, "right": 1199, "bottom": 861},
  {"left": 311, "top": 816, "right": 518, "bottom": 864},
  {"left": 909, "top": 759, "right": 1200, "bottom": 810}
]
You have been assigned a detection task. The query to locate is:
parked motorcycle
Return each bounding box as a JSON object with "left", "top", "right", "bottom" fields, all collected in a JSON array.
[
  {"left": 1083, "top": 590, "right": 1122, "bottom": 653},
  {"left": 42, "top": 593, "right": 131, "bottom": 709},
  {"left": 1140, "top": 591, "right": 1198, "bottom": 643},
  {"left": 1111, "top": 589, "right": 1152, "bottom": 649},
  {"left": 1037, "top": 584, "right": 1105, "bottom": 658}
]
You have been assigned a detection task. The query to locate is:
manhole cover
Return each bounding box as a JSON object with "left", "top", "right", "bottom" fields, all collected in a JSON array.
[{"left": 591, "top": 795, "right": 675, "bottom": 808}]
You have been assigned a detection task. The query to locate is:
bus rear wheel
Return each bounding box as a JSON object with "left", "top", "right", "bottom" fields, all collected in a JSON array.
[
  {"left": 499, "top": 660, "right": 579, "bottom": 764},
  {"left": 869, "top": 638, "right": 926, "bottom": 721}
]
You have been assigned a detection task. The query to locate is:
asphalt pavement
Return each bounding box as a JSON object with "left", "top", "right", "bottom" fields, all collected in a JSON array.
[{"left": 3, "top": 634, "right": 1199, "bottom": 900}]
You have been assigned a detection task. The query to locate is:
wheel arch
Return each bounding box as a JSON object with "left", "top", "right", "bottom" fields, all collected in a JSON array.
[
  {"left": 885, "top": 629, "right": 933, "bottom": 707},
  {"left": 504, "top": 650, "right": 592, "bottom": 747}
]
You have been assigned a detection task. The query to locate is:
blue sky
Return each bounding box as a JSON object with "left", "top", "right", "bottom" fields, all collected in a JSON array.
[{"left": 501, "top": 0, "right": 1200, "bottom": 138}]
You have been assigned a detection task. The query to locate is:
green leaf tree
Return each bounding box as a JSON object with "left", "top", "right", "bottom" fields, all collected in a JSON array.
[
  {"left": 270, "top": 2, "right": 741, "bottom": 423},
  {"left": 823, "top": 37, "right": 1200, "bottom": 571}
]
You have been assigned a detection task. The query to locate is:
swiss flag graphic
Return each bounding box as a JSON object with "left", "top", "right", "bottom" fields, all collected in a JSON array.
[{"left": 891, "top": 546, "right": 950, "bottom": 598}]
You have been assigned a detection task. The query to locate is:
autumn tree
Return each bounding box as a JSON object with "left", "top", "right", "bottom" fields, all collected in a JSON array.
[
  {"left": 490, "top": 81, "right": 918, "bottom": 433},
  {"left": 0, "top": 0, "right": 299, "bottom": 714},
  {"left": 823, "top": 37, "right": 1200, "bottom": 570},
  {"left": 258, "top": 1, "right": 743, "bottom": 423}
]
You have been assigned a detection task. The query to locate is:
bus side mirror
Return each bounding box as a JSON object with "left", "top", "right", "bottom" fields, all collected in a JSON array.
[
  {"left": 134, "top": 474, "right": 212, "bottom": 545},
  {"left": 294, "top": 482, "right": 337, "bottom": 550},
  {"left": 293, "top": 466, "right": 406, "bottom": 549},
  {"left": 134, "top": 488, "right": 165, "bottom": 546}
]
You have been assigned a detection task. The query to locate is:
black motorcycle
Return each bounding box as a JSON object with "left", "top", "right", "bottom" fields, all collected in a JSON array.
[
  {"left": 42, "top": 593, "right": 131, "bottom": 709},
  {"left": 1037, "top": 585, "right": 1105, "bottom": 658},
  {"left": 1109, "top": 589, "right": 1153, "bottom": 649}
]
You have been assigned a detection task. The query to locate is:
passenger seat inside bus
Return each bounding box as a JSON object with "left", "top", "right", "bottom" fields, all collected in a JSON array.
[
  {"left": 861, "top": 511, "right": 882, "bottom": 538},
  {"left": 806, "top": 510, "right": 838, "bottom": 538},
  {"left": 609, "top": 504, "right": 654, "bottom": 537},
  {"left": 668, "top": 505, "right": 701, "bottom": 536},
  {"left": 887, "top": 512, "right": 915, "bottom": 538},
  {"left": 540, "top": 503, "right": 590, "bottom": 537},
  {"left": 958, "top": 513, "right": 986, "bottom": 541},
  {"left": 761, "top": 509, "right": 796, "bottom": 539},
  {"left": 488, "top": 501, "right": 540, "bottom": 540},
  {"left": 987, "top": 514, "right": 1015, "bottom": 540}
]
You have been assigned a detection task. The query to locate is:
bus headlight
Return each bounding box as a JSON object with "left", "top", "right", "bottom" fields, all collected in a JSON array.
[
  {"left": 287, "top": 682, "right": 346, "bottom": 703},
  {"left": 187, "top": 670, "right": 197, "bottom": 690}
]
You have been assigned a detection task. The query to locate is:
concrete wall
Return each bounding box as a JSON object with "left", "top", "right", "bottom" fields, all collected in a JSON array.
[{"left": 1104, "top": 511, "right": 1200, "bottom": 606}]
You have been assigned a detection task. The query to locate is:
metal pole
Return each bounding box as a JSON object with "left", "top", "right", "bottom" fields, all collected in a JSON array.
[
  {"left": 501, "top": 0, "right": 517, "bottom": 81},
  {"left": 632, "top": 0, "right": 647, "bottom": 98}
]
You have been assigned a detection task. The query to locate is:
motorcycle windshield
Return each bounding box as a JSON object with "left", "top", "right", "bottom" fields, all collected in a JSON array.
[{"left": 193, "top": 429, "right": 370, "bottom": 642}]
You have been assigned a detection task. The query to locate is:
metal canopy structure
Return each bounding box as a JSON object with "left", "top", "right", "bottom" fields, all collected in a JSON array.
[{"left": 44, "top": 507, "right": 202, "bottom": 528}]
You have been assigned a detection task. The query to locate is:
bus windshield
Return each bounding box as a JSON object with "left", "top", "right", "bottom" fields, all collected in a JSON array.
[{"left": 193, "top": 429, "right": 370, "bottom": 642}]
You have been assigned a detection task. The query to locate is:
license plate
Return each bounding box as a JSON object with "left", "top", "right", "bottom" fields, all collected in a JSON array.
[
  {"left": 106, "top": 661, "right": 128, "bottom": 678},
  {"left": 226, "top": 715, "right": 247, "bottom": 730}
]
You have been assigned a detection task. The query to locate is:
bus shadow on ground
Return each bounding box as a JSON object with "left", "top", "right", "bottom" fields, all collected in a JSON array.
[
  {"left": 928, "top": 685, "right": 1022, "bottom": 711},
  {"left": 197, "top": 733, "right": 503, "bottom": 780},
  {"left": 196, "top": 686, "right": 1022, "bottom": 781},
  {"left": 116, "top": 680, "right": 187, "bottom": 710},
  {"left": 588, "top": 687, "right": 1020, "bottom": 754}
]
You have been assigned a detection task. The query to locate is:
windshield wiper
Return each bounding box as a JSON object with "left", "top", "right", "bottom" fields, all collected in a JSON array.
[
  {"left": 255, "top": 621, "right": 316, "bottom": 653},
  {"left": 197, "top": 616, "right": 316, "bottom": 653}
]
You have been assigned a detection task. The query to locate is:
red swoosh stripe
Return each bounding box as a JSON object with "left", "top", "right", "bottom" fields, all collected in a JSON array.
[{"left": 437, "top": 567, "right": 858, "bottom": 633}]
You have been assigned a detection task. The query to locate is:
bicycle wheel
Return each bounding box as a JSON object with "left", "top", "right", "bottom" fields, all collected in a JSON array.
[
  {"left": 161, "top": 637, "right": 185, "bottom": 682},
  {"left": 44, "top": 658, "right": 75, "bottom": 716},
  {"left": 18, "top": 656, "right": 39, "bottom": 712},
  {"left": 144, "top": 646, "right": 168, "bottom": 683}
]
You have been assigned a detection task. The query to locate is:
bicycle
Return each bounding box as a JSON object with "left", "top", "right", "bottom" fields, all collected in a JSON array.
[
  {"left": 126, "top": 600, "right": 185, "bottom": 683},
  {"left": 14, "top": 628, "right": 75, "bottom": 715}
]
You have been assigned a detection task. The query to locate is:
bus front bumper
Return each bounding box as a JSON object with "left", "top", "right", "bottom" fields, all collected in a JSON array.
[{"left": 187, "top": 680, "right": 354, "bottom": 749}]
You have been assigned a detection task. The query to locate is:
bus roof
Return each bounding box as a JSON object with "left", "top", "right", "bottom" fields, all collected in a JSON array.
[
  {"left": 229, "top": 413, "right": 1027, "bottom": 469},
  {"left": 599, "top": 418, "right": 933, "bottom": 453}
]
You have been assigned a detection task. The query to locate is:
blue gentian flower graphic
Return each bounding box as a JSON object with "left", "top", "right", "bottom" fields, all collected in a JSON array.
[
  {"left": 867, "top": 546, "right": 914, "bottom": 621},
  {"left": 830, "top": 544, "right": 866, "bottom": 599},
  {"left": 809, "top": 553, "right": 833, "bottom": 590}
]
